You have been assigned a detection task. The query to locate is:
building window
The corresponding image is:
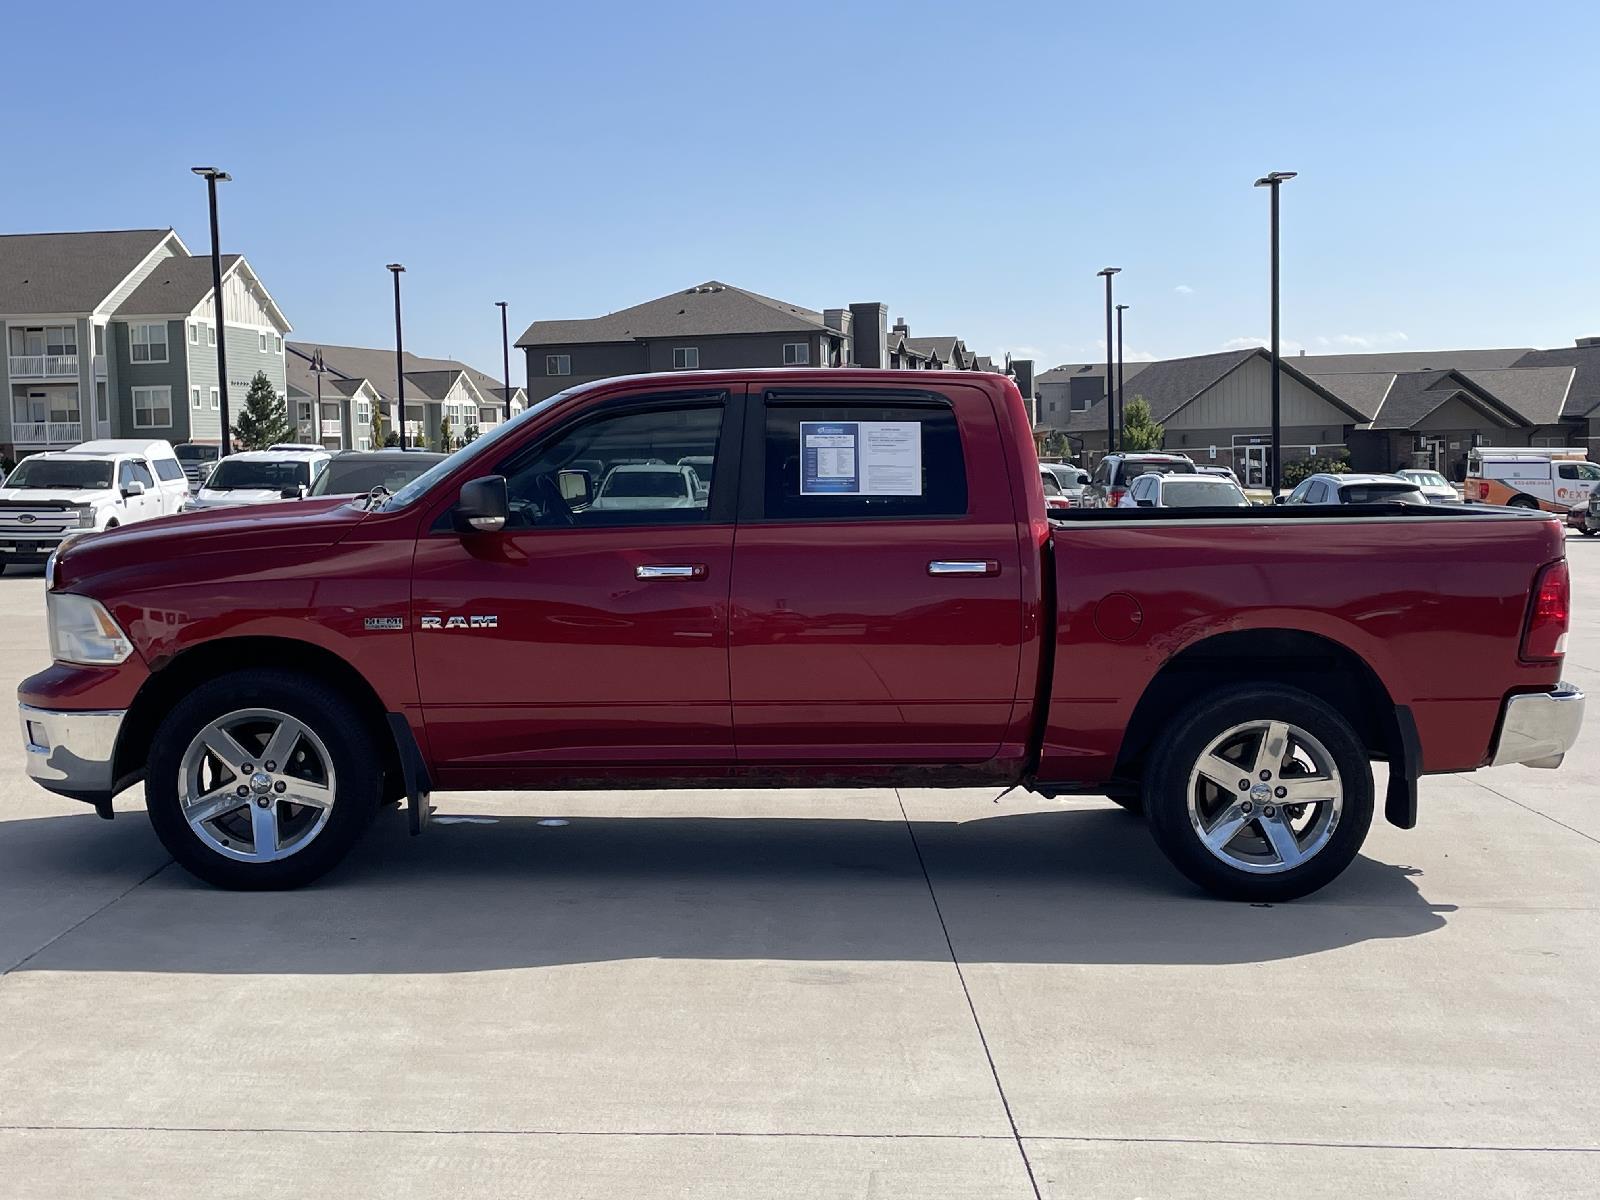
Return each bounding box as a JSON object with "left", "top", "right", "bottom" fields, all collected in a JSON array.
[
  {"left": 191, "top": 387, "right": 202, "bottom": 409},
  {"left": 45, "top": 325, "right": 78, "bottom": 356},
  {"left": 673, "top": 347, "right": 699, "bottom": 370},
  {"left": 132, "top": 386, "right": 173, "bottom": 427},
  {"left": 210, "top": 387, "right": 219, "bottom": 410},
  {"left": 298, "top": 400, "right": 313, "bottom": 421},
  {"left": 208, "top": 325, "right": 216, "bottom": 346},
  {"left": 189, "top": 323, "right": 200, "bottom": 345},
  {"left": 783, "top": 343, "right": 810, "bottom": 366},
  {"left": 259, "top": 332, "right": 269, "bottom": 353},
  {"left": 546, "top": 354, "right": 571, "bottom": 376},
  {"left": 275, "top": 335, "right": 283, "bottom": 354},
  {"left": 130, "top": 323, "right": 169, "bottom": 363}
]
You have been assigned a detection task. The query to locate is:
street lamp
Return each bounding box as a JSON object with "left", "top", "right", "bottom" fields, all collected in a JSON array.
[
  {"left": 309, "top": 348, "right": 327, "bottom": 447},
  {"left": 191, "top": 167, "right": 233, "bottom": 454},
  {"left": 1115, "top": 302, "right": 1129, "bottom": 444},
  {"left": 387, "top": 264, "right": 406, "bottom": 450},
  {"left": 1097, "top": 268, "right": 1121, "bottom": 455},
  {"left": 495, "top": 301, "right": 512, "bottom": 424},
  {"left": 1253, "top": 170, "right": 1297, "bottom": 496}
]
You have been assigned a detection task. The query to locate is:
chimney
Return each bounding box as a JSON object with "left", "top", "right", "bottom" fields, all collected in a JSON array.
[
  {"left": 1576, "top": 336, "right": 1600, "bottom": 348},
  {"left": 849, "top": 302, "right": 888, "bottom": 368},
  {"left": 1010, "top": 360, "right": 1037, "bottom": 424},
  {"left": 891, "top": 316, "right": 910, "bottom": 338}
]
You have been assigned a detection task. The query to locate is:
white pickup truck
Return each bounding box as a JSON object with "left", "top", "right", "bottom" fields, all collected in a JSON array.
[{"left": 0, "top": 439, "right": 187, "bottom": 571}]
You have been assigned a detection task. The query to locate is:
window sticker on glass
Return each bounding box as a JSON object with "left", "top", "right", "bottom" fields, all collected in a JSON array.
[{"left": 800, "top": 421, "right": 922, "bottom": 496}]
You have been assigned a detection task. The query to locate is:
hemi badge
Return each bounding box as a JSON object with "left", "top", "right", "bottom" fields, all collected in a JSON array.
[{"left": 364, "top": 616, "right": 405, "bottom": 631}]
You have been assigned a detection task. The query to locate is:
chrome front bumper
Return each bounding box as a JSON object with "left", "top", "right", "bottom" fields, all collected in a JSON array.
[
  {"left": 19, "top": 704, "right": 126, "bottom": 801},
  {"left": 1489, "top": 683, "right": 1586, "bottom": 769}
]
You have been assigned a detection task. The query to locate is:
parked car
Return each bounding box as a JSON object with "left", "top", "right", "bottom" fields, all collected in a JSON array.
[
  {"left": 307, "top": 449, "right": 448, "bottom": 499},
  {"left": 1466, "top": 446, "right": 1599, "bottom": 512},
  {"left": 1083, "top": 452, "right": 1198, "bottom": 508},
  {"left": 1199, "top": 465, "right": 1243, "bottom": 487},
  {"left": 20, "top": 368, "right": 1582, "bottom": 903},
  {"left": 1280, "top": 473, "right": 1428, "bottom": 506},
  {"left": 183, "top": 449, "right": 331, "bottom": 512},
  {"left": 1395, "top": 469, "right": 1459, "bottom": 504},
  {"left": 174, "top": 443, "right": 221, "bottom": 494},
  {"left": 1121, "top": 472, "right": 1252, "bottom": 508},
  {"left": 1567, "top": 498, "right": 1599, "bottom": 537},
  {"left": 1040, "top": 468, "right": 1073, "bottom": 515},
  {"left": 0, "top": 439, "right": 187, "bottom": 570},
  {"left": 590, "top": 464, "right": 703, "bottom": 511}
]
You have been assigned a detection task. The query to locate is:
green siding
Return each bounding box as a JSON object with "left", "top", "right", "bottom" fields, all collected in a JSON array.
[{"left": 185, "top": 320, "right": 288, "bottom": 445}]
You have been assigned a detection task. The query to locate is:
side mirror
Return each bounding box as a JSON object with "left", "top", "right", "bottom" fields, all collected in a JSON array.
[
  {"left": 1272, "top": 494, "right": 1287, "bottom": 505},
  {"left": 1136, "top": 498, "right": 1155, "bottom": 507},
  {"left": 557, "top": 468, "right": 593, "bottom": 507},
  {"left": 456, "top": 474, "right": 509, "bottom": 533},
  {"left": 122, "top": 480, "right": 145, "bottom": 498},
  {"left": 280, "top": 485, "right": 306, "bottom": 500}
]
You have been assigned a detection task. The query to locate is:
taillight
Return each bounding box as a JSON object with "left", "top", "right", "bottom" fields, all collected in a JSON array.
[
  {"left": 1108, "top": 488, "right": 1127, "bottom": 507},
  {"left": 1522, "top": 560, "right": 1570, "bottom": 661}
]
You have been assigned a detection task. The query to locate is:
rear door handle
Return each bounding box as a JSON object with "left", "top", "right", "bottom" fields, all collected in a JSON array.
[
  {"left": 927, "top": 560, "right": 1000, "bottom": 577},
  {"left": 636, "top": 564, "right": 707, "bottom": 580}
]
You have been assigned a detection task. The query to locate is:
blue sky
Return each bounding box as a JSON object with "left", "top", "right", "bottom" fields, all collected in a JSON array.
[{"left": 6, "top": 0, "right": 1597, "bottom": 380}]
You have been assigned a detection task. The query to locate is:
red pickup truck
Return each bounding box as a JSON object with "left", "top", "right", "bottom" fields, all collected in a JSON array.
[{"left": 18, "top": 369, "right": 1584, "bottom": 900}]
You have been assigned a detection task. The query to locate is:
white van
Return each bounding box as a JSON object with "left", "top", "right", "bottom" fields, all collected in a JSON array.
[
  {"left": 183, "top": 449, "right": 331, "bottom": 512},
  {"left": 0, "top": 438, "right": 188, "bottom": 570},
  {"left": 1466, "top": 447, "right": 1599, "bottom": 512}
]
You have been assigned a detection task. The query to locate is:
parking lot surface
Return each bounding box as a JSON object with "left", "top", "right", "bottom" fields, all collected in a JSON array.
[{"left": 1, "top": 536, "right": 1596, "bottom": 1199}]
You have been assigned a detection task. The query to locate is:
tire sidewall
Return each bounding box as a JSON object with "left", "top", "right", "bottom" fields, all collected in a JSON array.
[
  {"left": 146, "top": 669, "right": 380, "bottom": 889},
  {"left": 1144, "top": 684, "right": 1374, "bottom": 901}
]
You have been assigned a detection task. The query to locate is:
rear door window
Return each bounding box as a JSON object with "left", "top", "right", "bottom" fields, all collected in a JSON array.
[
  {"left": 153, "top": 458, "right": 184, "bottom": 482},
  {"left": 761, "top": 402, "right": 967, "bottom": 520}
]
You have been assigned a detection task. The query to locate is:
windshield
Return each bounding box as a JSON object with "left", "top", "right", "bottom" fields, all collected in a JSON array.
[
  {"left": 1162, "top": 478, "right": 1250, "bottom": 507},
  {"left": 1402, "top": 471, "right": 1448, "bottom": 486},
  {"left": 602, "top": 470, "right": 688, "bottom": 498},
  {"left": 4, "top": 458, "right": 112, "bottom": 489},
  {"left": 175, "top": 445, "right": 218, "bottom": 463},
  {"left": 309, "top": 455, "right": 445, "bottom": 496},
  {"left": 1340, "top": 483, "right": 1427, "bottom": 505},
  {"left": 207, "top": 460, "right": 311, "bottom": 490}
]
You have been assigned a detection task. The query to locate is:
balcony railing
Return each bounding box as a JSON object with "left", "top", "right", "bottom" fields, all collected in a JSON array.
[
  {"left": 8, "top": 354, "right": 79, "bottom": 379},
  {"left": 12, "top": 420, "right": 83, "bottom": 445},
  {"left": 320, "top": 419, "right": 342, "bottom": 438}
]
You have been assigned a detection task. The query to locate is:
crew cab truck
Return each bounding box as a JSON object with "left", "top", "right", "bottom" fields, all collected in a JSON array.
[{"left": 17, "top": 369, "right": 1584, "bottom": 900}]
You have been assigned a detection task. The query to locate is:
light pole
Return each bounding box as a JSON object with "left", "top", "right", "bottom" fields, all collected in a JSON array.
[
  {"left": 1096, "top": 268, "right": 1121, "bottom": 456},
  {"left": 1253, "top": 170, "right": 1296, "bottom": 496},
  {"left": 387, "top": 264, "right": 406, "bottom": 450},
  {"left": 309, "top": 348, "right": 327, "bottom": 446},
  {"left": 495, "top": 301, "right": 512, "bottom": 424},
  {"left": 191, "top": 167, "right": 232, "bottom": 453},
  {"left": 1115, "top": 302, "right": 1129, "bottom": 443}
]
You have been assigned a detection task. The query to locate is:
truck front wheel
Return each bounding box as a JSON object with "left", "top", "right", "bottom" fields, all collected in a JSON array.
[
  {"left": 1143, "top": 685, "right": 1374, "bottom": 901},
  {"left": 146, "top": 669, "right": 382, "bottom": 889}
]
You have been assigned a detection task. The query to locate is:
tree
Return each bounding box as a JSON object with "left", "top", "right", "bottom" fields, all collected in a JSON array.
[
  {"left": 370, "top": 402, "right": 388, "bottom": 450},
  {"left": 438, "top": 416, "right": 453, "bottom": 452},
  {"left": 383, "top": 430, "right": 401, "bottom": 448},
  {"left": 1120, "top": 396, "right": 1165, "bottom": 451},
  {"left": 1282, "top": 451, "right": 1350, "bottom": 489},
  {"left": 232, "top": 371, "right": 293, "bottom": 450},
  {"left": 464, "top": 423, "right": 480, "bottom": 445}
]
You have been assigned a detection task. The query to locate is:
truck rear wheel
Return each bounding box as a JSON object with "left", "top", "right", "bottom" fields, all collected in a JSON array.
[
  {"left": 1507, "top": 496, "right": 1539, "bottom": 510},
  {"left": 1142, "top": 684, "right": 1373, "bottom": 901},
  {"left": 146, "top": 669, "right": 382, "bottom": 889}
]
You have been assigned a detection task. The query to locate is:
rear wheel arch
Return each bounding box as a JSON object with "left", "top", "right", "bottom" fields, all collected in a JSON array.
[{"left": 115, "top": 636, "right": 404, "bottom": 800}]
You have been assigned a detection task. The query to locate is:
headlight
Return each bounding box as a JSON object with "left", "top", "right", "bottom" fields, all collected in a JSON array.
[
  {"left": 78, "top": 507, "right": 95, "bottom": 528},
  {"left": 47, "top": 593, "right": 134, "bottom": 665}
]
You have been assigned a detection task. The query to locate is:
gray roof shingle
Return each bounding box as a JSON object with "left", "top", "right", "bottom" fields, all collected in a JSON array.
[
  {"left": 516, "top": 280, "right": 832, "bottom": 347},
  {"left": 0, "top": 229, "right": 173, "bottom": 314},
  {"left": 1461, "top": 366, "right": 1576, "bottom": 425},
  {"left": 1510, "top": 346, "right": 1600, "bottom": 419},
  {"left": 114, "top": 253, "right": 241, "bottom": 316}
]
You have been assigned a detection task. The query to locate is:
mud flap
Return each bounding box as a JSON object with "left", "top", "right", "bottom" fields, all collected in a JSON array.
[
  {"left": 386, "top": 713, "right": 435, "bottom": 835},
  {"left": 1385, "top": 705, "right": 1421, "bottom": 829}
]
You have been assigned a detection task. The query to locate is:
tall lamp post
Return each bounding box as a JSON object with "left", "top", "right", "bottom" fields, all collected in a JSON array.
[
  {"left": 1253, "top": 170, "right": 1296, "bottom": 496},
  {"left": 495, "top": 301, "right": 512, "bottom": 424},
  {"left": 191, "top": 167, "right": 232, "bottom": 453},
  {"left": 309, "top": 348, "right": 326, "bottom": 444},
  {"left": 1096, "top": 268, "right": 1121, "bottom": 455},
  {"left": 387, "top": 264, "right": 407, "bottom": 450},
  {"left": 1114, "top": 302, "right": 1129, "bottom": 443}
]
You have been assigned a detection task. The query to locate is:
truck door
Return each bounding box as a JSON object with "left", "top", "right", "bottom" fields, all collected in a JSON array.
[
  {"left": 411, "top": 387, "right": 741, "bottom": 773},
  {"left": 728, "top": 384, "right": 1024, "bottom": 765}
]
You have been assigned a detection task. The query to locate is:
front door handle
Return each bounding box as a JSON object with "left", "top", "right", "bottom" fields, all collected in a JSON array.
[
  {"left": 636, "top": 564, "right": 707, "bottom": 580},
  {"left": 928, "top": 560, "right": 1000, "bottom": 577}
]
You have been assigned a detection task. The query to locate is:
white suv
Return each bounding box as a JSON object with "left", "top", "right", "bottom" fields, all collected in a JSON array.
[
  {"left": 0, "top": 438, "right": 188, "bottom": 571},
  {"left": 184, "top": 449, "right": 331, "bottom": 512}
]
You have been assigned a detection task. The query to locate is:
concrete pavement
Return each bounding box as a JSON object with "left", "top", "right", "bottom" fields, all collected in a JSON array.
[{"left": 0, "top": 536, "right": 1596, "bottom": 1198}]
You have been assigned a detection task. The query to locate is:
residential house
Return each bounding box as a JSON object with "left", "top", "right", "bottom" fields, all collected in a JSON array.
[
  {"left": 1, "top": 229, "right": 291, "bottom": 460},
  {"left": 515, "top": 281, "right": 1026, "bottom": 405}
]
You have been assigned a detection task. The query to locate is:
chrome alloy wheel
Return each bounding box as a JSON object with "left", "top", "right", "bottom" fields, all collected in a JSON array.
[
  {"left": 177, "top": 708, "right": 337, "bottom": 864},
  {"left": 1185, "top": 719, "right": 1343, "bottom": 875}
]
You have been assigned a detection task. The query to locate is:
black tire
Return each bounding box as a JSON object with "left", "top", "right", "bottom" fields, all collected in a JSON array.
[
  {"left": 1143, "top": 684, "right": 1374, "bottom": 902},
  {"left": 1107, "top": 793, "right": 1145, "bottom": 815},
  {"left": 1507, "top": 496, "right": 1539, "bottom": 510},
  {"left": 146, "top": 668, "right": 383, "bottom": 889}
]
